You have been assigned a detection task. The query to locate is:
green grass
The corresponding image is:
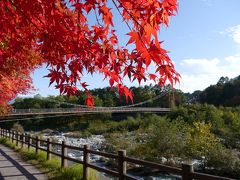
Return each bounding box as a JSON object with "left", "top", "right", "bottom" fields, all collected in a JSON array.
[
  {"left": 0, "top": 137, "right": 98, "bottom": 179},
  {"left": 57, "top": 164, "right": 84, "bottom": 180}
]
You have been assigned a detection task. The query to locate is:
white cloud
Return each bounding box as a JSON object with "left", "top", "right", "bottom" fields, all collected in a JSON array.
[
  {"left": 179, "top": 54, "right": 240, "bottom": 93},
  {"left": 225, "top": 25, "right": 240, "bottom": 44},
  {"left": 181, "top": 58, "right": 220, "bottom": 74}
]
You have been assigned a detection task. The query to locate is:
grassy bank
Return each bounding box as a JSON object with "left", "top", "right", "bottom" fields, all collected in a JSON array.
[{"left": 0, "top": 137, "right": 98, "bottom": 180}]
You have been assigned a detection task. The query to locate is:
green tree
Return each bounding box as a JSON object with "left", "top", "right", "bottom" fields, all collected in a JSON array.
[
  {"left": 136, "top": 117, "right": 186, "bottom": 163},
  {"left": 185, "top": 122, "right": 220, "bottom": 162},
  {"left": 93, "top": 96, "right": 103, "bottom": 107}
]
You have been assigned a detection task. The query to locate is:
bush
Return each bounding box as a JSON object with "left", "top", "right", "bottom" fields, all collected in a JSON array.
[
  {"left": 207, "top": 148, "right": 240, "bottom": 178},
  {"left": 11, "top": 122, "right": 24, "bottom": 133}
]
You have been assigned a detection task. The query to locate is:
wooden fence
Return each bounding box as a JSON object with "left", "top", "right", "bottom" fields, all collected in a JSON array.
[{"left": 0, "top": 128, "right": 234, "bottom": 180}]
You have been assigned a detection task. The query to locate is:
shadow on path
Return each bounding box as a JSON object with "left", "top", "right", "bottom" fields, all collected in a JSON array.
[{"left": 0, "top": 147, "right": 47, "bottom": 180}]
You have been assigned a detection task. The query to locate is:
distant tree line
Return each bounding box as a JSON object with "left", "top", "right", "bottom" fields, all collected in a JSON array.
[
  {"left": 185, "top": 75, "right": 240, "bottom": 107},
  {"left": 199, "top": 76, "right": 240, "bottom": 106}
]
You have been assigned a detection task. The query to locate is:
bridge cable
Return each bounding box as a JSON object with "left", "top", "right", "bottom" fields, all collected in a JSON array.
[{"left": 31, "top": 89, "right": 171, "bottom": 108}]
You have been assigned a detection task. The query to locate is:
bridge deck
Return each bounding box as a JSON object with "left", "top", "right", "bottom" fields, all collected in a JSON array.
[
  {"left": 8, "top": 107, "right": 171, "bottom": 116},
  {"left": 0, "top": 144, "right": 48, "bottom": 180}
]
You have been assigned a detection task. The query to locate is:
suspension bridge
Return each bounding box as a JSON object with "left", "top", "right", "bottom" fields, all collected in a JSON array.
[
  {"left": 0, "top": 90, "right": 173, "bottom": 122},
  {"left": 8, "top": 89, "right": 173, "bottom": 115}
]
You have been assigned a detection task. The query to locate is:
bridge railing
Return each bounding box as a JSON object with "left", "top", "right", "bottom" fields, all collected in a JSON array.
[
  {"left": 0, "top": 128, "right": 233, "bottom": 180},
  {"left": 9, "top": 107, "right": 171, "bottom": 115}
]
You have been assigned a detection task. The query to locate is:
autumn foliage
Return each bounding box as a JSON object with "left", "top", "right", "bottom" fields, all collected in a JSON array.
[{"left": 0, "top": 0, "right": 179, "bottom": 107}]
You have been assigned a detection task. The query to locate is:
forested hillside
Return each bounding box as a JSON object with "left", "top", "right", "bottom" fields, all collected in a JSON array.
[{"left": 199, "top": 76, "right": 240, "bottom": 106}]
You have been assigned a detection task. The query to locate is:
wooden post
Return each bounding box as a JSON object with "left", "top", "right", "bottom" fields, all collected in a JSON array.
[
  {"left": 28, "top": 134, "right": 31, "bottom": 150},
  {"left": 36, "top": 136, "right": 40, "bottom": 154},
  {"left": 8, "top": 130, "right": 11, "bottom": 139},
  {"left": 16, "top": 132, "right": 19, "bottom": 146},
  {"left": 83, "top": 144, "right": 89, "bottom": 180},
  {"left": 61, "top": 141, "right": 67, "bottom": 168},
  {"left": 47, "top": 138, "right": 52, "bottom": 160},
  {"left": 21, "top": 133, "right": 25, "bottom": 148},
  {"left": 182, "top": 163, "right": 193, "bottom": 180},
  {"left": 12, "top": 131, "right": 14, "bottom": 143},
  {"left": 118, "top": 150, "right": 126, "bottom": 180},
  {"left": 7, "top": 130, "right": 9, "bottom": 139}
]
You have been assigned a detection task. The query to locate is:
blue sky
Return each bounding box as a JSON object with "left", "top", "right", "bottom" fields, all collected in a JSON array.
[{"left": 28, "top": 0, "right": 240, "bottom": 97}]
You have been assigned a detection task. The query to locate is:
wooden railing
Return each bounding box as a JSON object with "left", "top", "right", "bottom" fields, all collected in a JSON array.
[{"left": 0, "top": 128, "right": 234, "bottom": 180}]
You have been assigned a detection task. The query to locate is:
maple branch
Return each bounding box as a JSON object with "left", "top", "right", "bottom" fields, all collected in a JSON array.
[
  {"left": 111, "top": 0, "right": 132, "bottom": 31},
  {"left": 6, "top": 0, "right": 42, "bottom": 31},
  {"left": 0, "top": 0, "right": 179, "bottom": 107},
  {"left": 115, "top": 0, "right": 144, "bottom": 31},
  {"left": 112, "top": 0, "right": 158, "bottom": 67},
  {"left": 111, "top": 0, "right": 148, "bottom": 46},
  {"left": 94, "top": 9, "right": 102, "bottom": 26}
]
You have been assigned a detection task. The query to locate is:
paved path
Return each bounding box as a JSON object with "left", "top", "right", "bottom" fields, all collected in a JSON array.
[{"left": 0, "top": 144, "right": 48, "bottom": 180}]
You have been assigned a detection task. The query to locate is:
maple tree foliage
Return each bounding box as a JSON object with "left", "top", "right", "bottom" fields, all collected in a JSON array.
[{"left": 0, "top": 0, "right": 179, "bottom": 108}]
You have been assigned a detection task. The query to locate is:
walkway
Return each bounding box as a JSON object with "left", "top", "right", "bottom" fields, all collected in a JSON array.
[
  {"left": 0, "top": 144, "right": 48, "bottom": 180},
  {"left": 8, "top": 107, "right": 170, "bottom": 116}
]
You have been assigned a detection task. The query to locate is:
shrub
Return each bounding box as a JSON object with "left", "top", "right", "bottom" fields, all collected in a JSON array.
[{"left": 11, "top": 122, "right": 24, "bottom": 133}]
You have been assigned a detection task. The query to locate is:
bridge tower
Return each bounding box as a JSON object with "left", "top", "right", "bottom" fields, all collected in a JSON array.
[{"left": 169, "top": 89, "right": 175, "bottom": 108}]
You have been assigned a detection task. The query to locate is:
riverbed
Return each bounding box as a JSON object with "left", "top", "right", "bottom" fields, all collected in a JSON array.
[{"left": 39, "top": 132, "right": 182, "bottom": 180}]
